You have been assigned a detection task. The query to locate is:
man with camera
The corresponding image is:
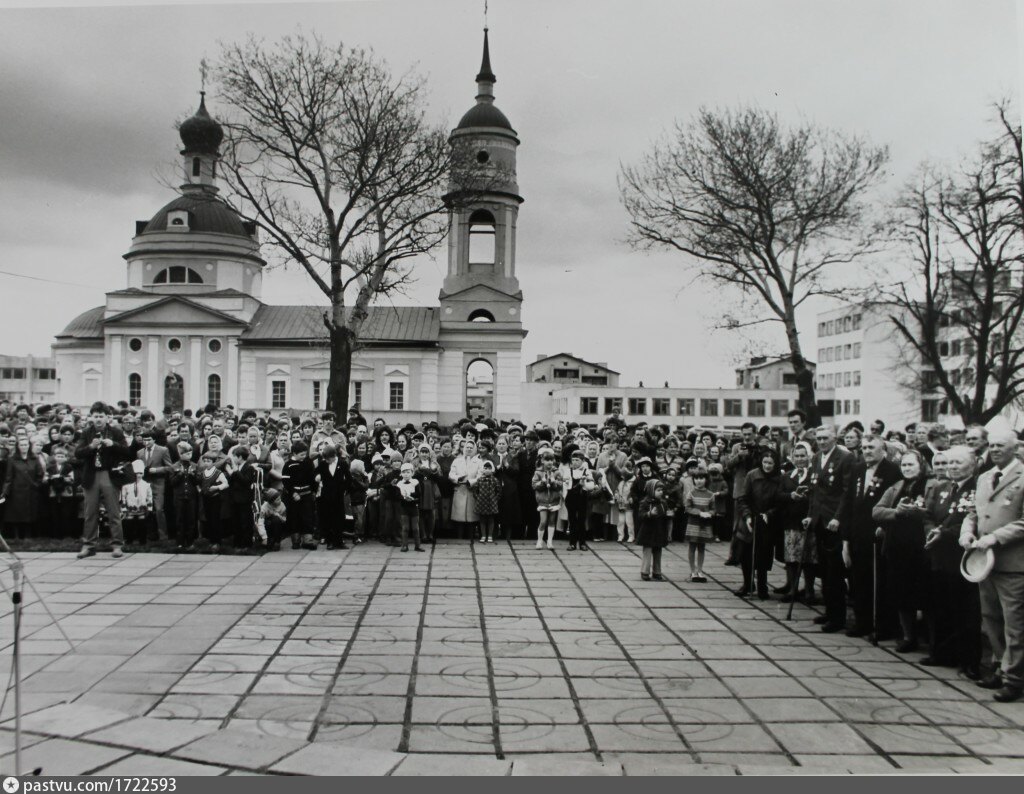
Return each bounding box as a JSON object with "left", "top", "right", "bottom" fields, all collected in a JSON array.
[{"left": 74, "top": 401, "right": 132, "bottom": 559}]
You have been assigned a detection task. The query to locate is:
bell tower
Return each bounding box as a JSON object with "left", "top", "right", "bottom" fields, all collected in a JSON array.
[{"left": 436, "top": 28, "right": 526, "bottom": 423}]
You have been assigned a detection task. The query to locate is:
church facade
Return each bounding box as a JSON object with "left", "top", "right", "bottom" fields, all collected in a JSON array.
[{"left": 53, "top": 32, "right": 526, "bottom": 426}]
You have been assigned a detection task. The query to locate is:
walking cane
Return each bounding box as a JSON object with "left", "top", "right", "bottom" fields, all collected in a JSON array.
[{"left": 870, "top": 532, "right": 880, "bottom": 646}]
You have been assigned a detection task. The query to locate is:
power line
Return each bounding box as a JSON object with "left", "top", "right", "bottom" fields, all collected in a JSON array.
[{"left": 0, "top": 269, "right": 96, "bottom": 289}]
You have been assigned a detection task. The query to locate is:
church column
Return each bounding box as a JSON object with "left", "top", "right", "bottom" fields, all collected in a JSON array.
[
  {"left": 109, "top": 335, "right": 123, "bottom": 399},
  {"left": 146, "top": 336, "right": 160, "bottom": 409},
  {"left": 503, "top": 207, "right": 514, "bottom": 277},
  {"left": 227, "top": 337, "right": 240, "bottom": 408},
  {"left": 189, "top": 337, "right": 202, "bottom": 408}
]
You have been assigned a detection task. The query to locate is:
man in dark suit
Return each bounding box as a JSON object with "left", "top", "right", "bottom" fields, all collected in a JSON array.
[
  {"left": 138, "top": 430, "right": 173, "bottom": 541},
  {"left": 843, "top": 434, "right": 902, "bottom": 638},
  {"left": 75, "top": 402, "right": 132, "bottom": 559},
  {"left": 804, "top": 424, "right": 856, "bottom": 632},
  {"left": 923, "top": 446, "right": 981, "bottom": 678},
  {"left": 518, "top": 431, "right": 541, "bottom": 538},
  {"left": 782, "top": 409, "right": 817, "bottom": 462},
  {"left": 965, "top": 425, "right": 995, "bottom": 475}
]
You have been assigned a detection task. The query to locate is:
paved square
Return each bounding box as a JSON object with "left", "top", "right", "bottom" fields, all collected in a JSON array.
[{"left": 0, "top": 541, "right": 1020, "bottom": 775}]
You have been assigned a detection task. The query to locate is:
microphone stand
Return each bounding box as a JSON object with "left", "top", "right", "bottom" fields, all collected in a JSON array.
[{"left": 0, "top": 528, "right": 76, "bottom": 776}]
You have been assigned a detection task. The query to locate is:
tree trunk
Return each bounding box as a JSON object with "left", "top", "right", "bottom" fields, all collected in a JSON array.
[
  {"left": 782, "top": 310, "right": 822, "bottom": 427},
  {"left": 325, "top": 301, "right": 352, "bottom": 415}
]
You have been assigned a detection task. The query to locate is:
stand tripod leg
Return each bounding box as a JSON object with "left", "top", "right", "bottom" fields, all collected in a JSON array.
[{"left": 12, "top": 562, "right": 22, "bottom": 777}]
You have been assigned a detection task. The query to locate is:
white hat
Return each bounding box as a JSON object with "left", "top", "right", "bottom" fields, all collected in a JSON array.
[{"left": 961, "top": 546, "right": 995, "bottom": 583}]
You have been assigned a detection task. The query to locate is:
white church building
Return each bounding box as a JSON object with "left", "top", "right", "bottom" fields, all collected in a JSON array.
[{"left": 52, "top": 31, "right": 526, "bottom": 426}]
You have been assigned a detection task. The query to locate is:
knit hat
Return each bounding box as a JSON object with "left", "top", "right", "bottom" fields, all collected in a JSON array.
[
  {"left": 264, "top": 488, "right": 280, "bottom": 501},
  {"left": 371, "top": 453, "right": 385, "bottom": 465},
  {"left": 644, "top": 479, "right": 662, "bottom": 498}
]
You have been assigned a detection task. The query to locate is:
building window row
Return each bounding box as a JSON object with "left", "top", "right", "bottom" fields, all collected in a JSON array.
[
  {"left": 816, "top": 371, "right": 861, "bottom": 389},
  {"left": 835, "top": 399, "right": 861, "bottom": 416},
  {"left": 0, "top": 368, "right": 27, "bottom": 380},
  {"left": 817, "top": 343, "right": 862, "bottom": 362},
  {"left": 818, "top": 314, "right": 862, "bottom": 337},
  {"left": 582, "top": 395, "right": 790, "bottom": 419}
]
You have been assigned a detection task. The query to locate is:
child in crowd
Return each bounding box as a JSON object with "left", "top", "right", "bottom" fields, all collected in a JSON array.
[
  {"left": 684, "top": 469, "right": 716, "bottom": 582},
  {"left": 393, "top": 462, "right": 424, "bottom": 552},
  {"left": 47, "top": 444, "right": 79, "bottom": 538},
  {"left": 198, "top": 451, "right": 228, "bottom": 553},
  {"left": 531, "top": 449, "right": 563, "bottom": 550},
  {"left": 366, "top": 454, "right": 390, "bottom": 544},
  {"left": 260, "top": 488, "right": 288, "bottom": 551},
  {"left": 564, "top": 450, "right": 589, "bottom": 551},
  {"left": 121, "top": 459, "right": 153, "bottom": 546},
  {"left": 283, "top": 440, "right": 317, "bottom": 550},
  {"left": 474, "top": 459, "right": 501, "bottom": 544},
  {"left": 169, "top": 441, "right": 199, "bottom": 551},
  {"left": 347, "top": 458, "right": 369, "bottom": 543},
  {"left": 226, "top": 445, "right": 259, "bottom": 549},
  {"left": 707, "top": 462, "right": 730, "bottom": 543},
  {"left": 637, "top": 479, "right": 669, "bottom": 581},
  {"left": 615, "top": 459, "right": 636, "bottom": 543}
]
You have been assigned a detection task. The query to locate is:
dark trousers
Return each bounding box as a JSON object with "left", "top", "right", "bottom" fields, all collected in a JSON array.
[
  {"left": 232, "top": 502, "right": 255, "bottom": 547},
  {"left": 419, "top": 509, "right": 435, "bottom": 542},
  {"left": 399, "top": 512, "right": 421, "bottom": 547},
  {"left": 818, "top": 533, "right": 847, "bottom": 627},
  {"left": 287, "top": 495, "right": 315, "bottom": 542},
  {"left": 566, "top": 493, "right": 587, "bottom": 547},
  {"left": 929, "top": 571, "right": 982, "bottom": 670},
  {"left": 174, "top": 497, "right": 197, "bottom": 547},
  {"left": 849, "top": 537, "right": 876, "bottom": 631},
  {"left": 318, "top": 500, "right": 343, "bottom": 547},
  {"left": 201, "top": 495, "right": 223, "bottom": 544}
]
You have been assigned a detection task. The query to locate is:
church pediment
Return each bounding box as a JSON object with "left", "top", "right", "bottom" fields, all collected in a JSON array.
[
  {"left": 439, "top": 283, "right": 523, "bottom": 302},
  {"left": 103, "top": 296, "right": 247, "bottom": 328}
]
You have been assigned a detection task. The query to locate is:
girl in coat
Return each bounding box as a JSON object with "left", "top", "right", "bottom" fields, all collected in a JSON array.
[
  {"left": 684, "top": 469, "right": 716, "bottom": 582},
  {"left": 872, "top": 449, "right": 932, "bottom": 653},
  {"left": 1, "top": 436, "right": 45, "bottom": 538},
  {"left": 473, "top": 459, "right": 502, "bottom": 544},
  {"left": 449, "top": 440, "right": 482, "bottom": 540},
  {"left": 531, "top": 448, "right": 563, "bottom": 549},
  {"left": 637, "top": 479, "right": 670, "bottom": 581},
  {"left": 614, "top": 459, "right": 637, "bottom": 543}
]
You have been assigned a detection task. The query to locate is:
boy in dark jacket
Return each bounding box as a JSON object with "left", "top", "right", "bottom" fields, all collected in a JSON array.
[
  {"left": 392, "top": 462, "right": 425, "bottom": 552},
  {"left": 169, "top": 442, "right": 200, "bottom": 550},
  {"left": 283, "top": 441, "right": 317, "bottom": 550}
]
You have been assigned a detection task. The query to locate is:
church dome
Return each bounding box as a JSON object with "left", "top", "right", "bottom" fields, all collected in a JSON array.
[
  {"left": 141, "top": 194, "right": 250, "bottom": 237},
  {"left": 457, "top": 103, "right": 513, "bottom": 131},
  {"left": 178, "top": 93, "right": 223, "bottom": 155}
]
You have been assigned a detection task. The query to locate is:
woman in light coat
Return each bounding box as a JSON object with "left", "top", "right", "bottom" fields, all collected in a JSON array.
[{"left": 449, "top": 439, "right": 482, "bottom": 540}]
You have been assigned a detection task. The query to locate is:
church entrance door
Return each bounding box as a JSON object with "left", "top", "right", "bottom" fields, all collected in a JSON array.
[{"left": 164, "top": 373, "right": 184, "bottom": 413}]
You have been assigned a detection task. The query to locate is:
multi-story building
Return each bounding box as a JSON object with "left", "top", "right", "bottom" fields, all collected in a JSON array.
[
  {"left": 0, "top": 354, "right": 58, "bottom": 404},
  {"left": 735, "top": 355, "right": 813, "bottom": 390},
  {"left": 526, "top": 354, "right": 619, "bottom": 387}
]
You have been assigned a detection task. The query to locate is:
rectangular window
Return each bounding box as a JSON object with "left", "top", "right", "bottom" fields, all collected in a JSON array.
[
  {"left": 724, "top": 399, "right": 743, "bottom": 417},
  {"left": 827, "top": 320, "right": 834, "bottom": 335},
  {"left": 628, "top": 398, "right": 647, "bottom": 415},
  {"left": 939, "top": 341, "right": 950, "bottom": 357},
  {"left": 353, "top": 381, "right": 362, "bottom": 408},
  {"left": 552, "top": 368, "right": 580, "bottom": 380},
  {"left": 853, "top": 399, "right": 861, "bottom": 414},
  {"left": 747, "top": 399, "right": 766, "bottom": 417},
  {"left": 604, "top": 397, "right": 623, "bottom": 415},
  {"left": 782, "top": 372, "right": 797, "bottom": 385},
  {"left": 677, "top": 398, "right": 695, "bottom": 416},
  {"left": 33, "top": 368, "right": 55, "bottom": 380},
  {"left": 771, "top": 399, "right": 789, "bottom": 417},
  {"left": 853, "top": 371, "right": 861, "bottom": 386},
  {"left": 700, "top": 398, "right": 718, "bottom": 417},
  {"left": 951, "top": 339, "right": 962, "bottom": 356},
  {"left": 853, "top": 343, "right": 861, "bottom": 358},
  {"left": 128, "top": 376, "right": 142, "bottom": 407},
  {"left": 652, "top": 398, "right": 671, "bottom": 416},
  {"left": 844, "top": 400, "right": 852, "bottom": 414},
  {"left": 844, "top": 344, "right": 852, "bottom": 360},
  {"left": 271, "top": 380, "right": 287, "bottom": 410},
  {"left": 844, "top": 372, "right": 852, "bottom": 387},
  {"left": 818, "top": 322, "right": 826, "bottom": 337},
  {"left": 313, "top": 381, "right": 322, "bottom": 410},
  {"left": 852, "top": 314, "right": 862, "bottom": 330},
  {"left": 580, "top": 397, "right": 598, "bottom": 415},
  {"left": 581, "top": 375, "right": 608, "bottom": 385},
  {"left": 921, "top": 399, "right": 939, "bottom": 422},
  {"left": 0, "top": 368, "right": 26, "bottom": 380},
  {"left": 844, "top": 316, "right": 852, "bottom": 332},
  {"left": 389, "top": 382, "right": 405, "bottom": 411},
  {"left": 834, "top": 345, "right": 843, "bottom": 361},
  {"left": 817, "top": 348, "right": 824, "bottom": 362}
]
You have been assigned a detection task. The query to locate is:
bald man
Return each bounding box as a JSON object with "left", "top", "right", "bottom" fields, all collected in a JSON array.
[{"left": 960, "top": 429, "right": 1024, "bottom": 702}]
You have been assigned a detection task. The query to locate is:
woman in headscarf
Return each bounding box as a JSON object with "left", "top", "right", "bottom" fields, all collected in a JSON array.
[
  {"left": 736, "top": 448, "right": 787, "bottom": 599},
  {"left": 872, "top": 449, "right": 932, "bottom": 653},
  {"left": 780, "top": 442, "right": 817, "bottom": 603},
  {"left": 448, "top": 439, "right": 482, "bottom": 540}
]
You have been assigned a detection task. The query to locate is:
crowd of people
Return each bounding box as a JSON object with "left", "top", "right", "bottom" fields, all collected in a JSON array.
[{"left": 1, "top": 398, "right": 1023, "bottom": 702}]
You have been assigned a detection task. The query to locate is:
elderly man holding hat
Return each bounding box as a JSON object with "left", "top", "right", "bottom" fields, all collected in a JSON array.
[{"left": 959, "top": 427, "right": 1024, "bottom": 702}]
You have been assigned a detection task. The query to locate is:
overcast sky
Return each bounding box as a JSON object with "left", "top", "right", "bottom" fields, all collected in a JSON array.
[{"left": 0, "top": 0, "right": 1019, "bottom": 387}]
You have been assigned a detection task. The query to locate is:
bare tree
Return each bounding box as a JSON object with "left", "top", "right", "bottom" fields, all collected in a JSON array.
[
  {"left": 209, "top": 34, "right": 456, "bottom": 413},
  {"left": 620, "top": 106, "right": 889, "bottom": 425},
  {"left": 879, "top": 100, "right": 1024, "bottom": 425}
]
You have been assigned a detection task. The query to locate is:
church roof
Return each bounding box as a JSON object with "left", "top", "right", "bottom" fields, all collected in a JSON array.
[
  {"left": 55, "top": 306, "right": 105, "bottom": 340},
  {"left": 241, "top": 305, "right": 440, "bottom": 345},
  {"left": 457, "top": 103, "right": 514, "bottom": 132},
  {"left": 140, "top": 194, "right": 252, "bottom": 238},
  {"left": 54, "top": 304, "right": 440, "bottom": 346}
]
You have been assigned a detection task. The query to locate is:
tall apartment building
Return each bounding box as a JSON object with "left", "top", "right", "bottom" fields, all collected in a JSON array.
[{"left": 0, "top": 354, "right": 58, "bottom": 404}]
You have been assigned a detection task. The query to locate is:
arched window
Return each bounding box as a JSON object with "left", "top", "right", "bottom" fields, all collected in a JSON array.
[
  {"left": 468, "top": 209, "right": 496, "bottom": 266},
  {"left": 154, "top": 266, "right": 203, "bottom": 284},
  {"left": 468, "top": 309, "right": 495, "bottom": 322},
  {"left": 208, "top": 374, "right": 221, "bottom": 407},
  {"left": 128, "top": 373, "right": 142, "bottom": 407}
]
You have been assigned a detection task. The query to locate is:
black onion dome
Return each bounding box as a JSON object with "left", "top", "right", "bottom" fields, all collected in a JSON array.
[
  {"left": 178, "top": 93, "right": 223, "bottom": 154},
  {"left": 457, "top": 103, "right": 514, "bottom": 131},
  {"left": 143, "top": 194, "right": 248, "bottom": 237}
]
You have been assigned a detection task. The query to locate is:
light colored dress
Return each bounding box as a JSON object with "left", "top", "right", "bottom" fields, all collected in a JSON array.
[{"left": 449, "top": 454, "right": 482, "bottom": 522}]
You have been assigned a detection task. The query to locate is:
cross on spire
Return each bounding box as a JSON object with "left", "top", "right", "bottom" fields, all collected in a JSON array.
[{"left": 199, "top": 57, "right": 209, "bottom": 94}]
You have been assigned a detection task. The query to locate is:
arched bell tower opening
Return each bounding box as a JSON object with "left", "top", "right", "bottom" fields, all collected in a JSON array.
[
  {"left": 466, "top": 358, "right": 495, "bottom": 420},
  {"left": 468, "top": 209, "right": 497, "bottom": 270}
]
